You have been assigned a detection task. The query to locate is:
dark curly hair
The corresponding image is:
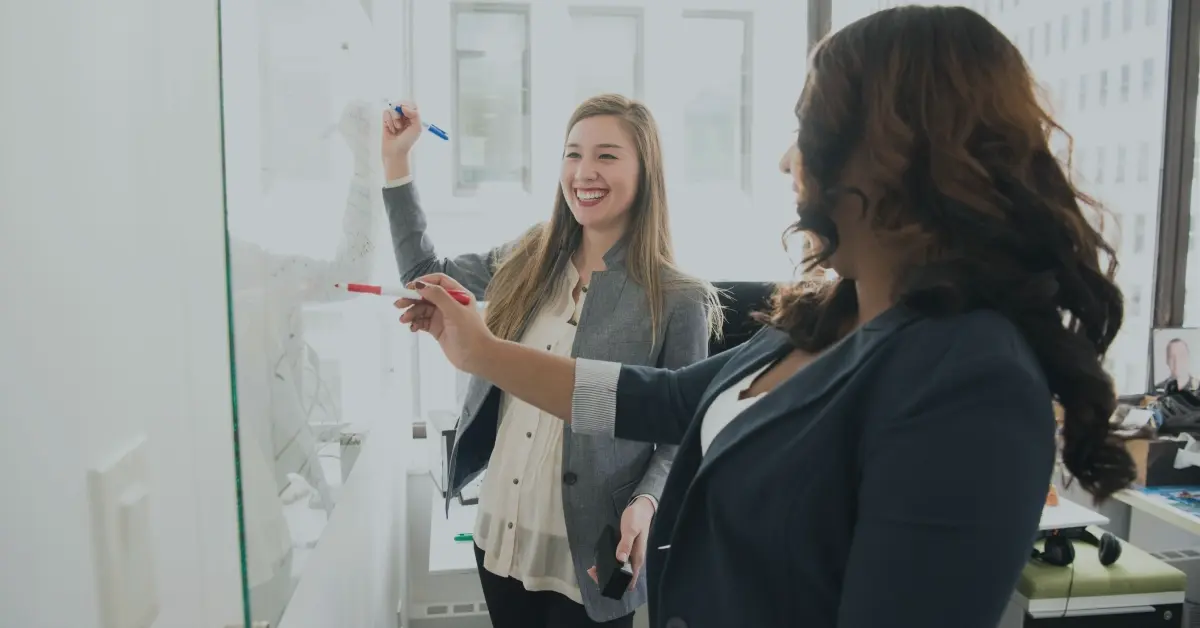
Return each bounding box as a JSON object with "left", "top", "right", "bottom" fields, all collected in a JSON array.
[{"left": 756, "top": 6, "right": 1135, "bottom": 501}]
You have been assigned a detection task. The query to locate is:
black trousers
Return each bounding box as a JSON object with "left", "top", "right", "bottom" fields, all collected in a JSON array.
[{"left": 474, "top": 545, "right": 635, "bottom": 628}]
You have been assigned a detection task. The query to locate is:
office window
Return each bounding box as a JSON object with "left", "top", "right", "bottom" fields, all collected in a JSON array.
[
  {"left": 1123, "top": 0, "right": 1134, "bottom": 32},
  {"left": 1096, "top": 146, "right": 1106, "bottom": 184},
  {"left": 1099, "top": 69, "right": 1109, "bottom": 107},
  {"left": 1115, "top": 145, "right": 1126, "bottom": 183},
  {"left": 1076, "top": 148, "right": 1088, "bottom": 182},
  {"left": 1043, "top": 21, "right": 1051, "bottom": 55},
  {"left": 570, "top": 9, "right": 643, "bottom": 102},
  {"left": 1133, "top": 214, "right": 1147, "bottom": 253},
  {"left": 1146, "top": 0, "right": 1158, "bottom": 26},
  {"left": 1079, "top": 74, "right": 1088, "bottom": 111},
  {"left": 1137, "top": 141, "right": 1150, "bottom": 183},
  {"left": 1120, "top": 64, "right": 1130, "bottom": 103},
  {"left": 1081, "top": 7, "right": 1091, "bottom": 44},
  {"left": 1058, "top": 78, "right": 1069, "bottom": 112},
  {"left": 1143, "top": 58, "right": 1156, "bottom": 100},
  {"left": 452, "top": 6, "right": 531, "bottom": 195},
  {"left": 1185, "top": 36, "right": 1200, "bottom": 324},
  {"left": 1130, "top": 284, "right": 1143, "bottom": 317},
  {"left": 1061, "top": 15, "right": 1070, "bottom": 51},
  {"left": 1102, "top": 0, "right": 1112, "bottom": 39},
  {"left": 680, "top": 14, "right": 752, "bottom": 191}
]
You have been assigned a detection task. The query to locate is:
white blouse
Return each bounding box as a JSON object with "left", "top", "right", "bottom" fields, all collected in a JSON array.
[
  {"left": 473, "top": 262, "right": 586, "bottom": 602},
  {"left": 698, "top": 361, "right": 774, "bottom": 455}
]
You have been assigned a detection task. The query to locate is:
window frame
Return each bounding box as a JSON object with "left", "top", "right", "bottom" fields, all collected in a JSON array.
[
  {"left": 680, "top": 9, "right": 755, "bottom": 194},
  {"left": 449, "top": 2, "right": 533, "bottom": 197},
  {"left": 1153, "top": 0, "right": 1200, "bottom": 329},
  {"left": 567, "top": 6, "right": 647, "bottom": 102}
]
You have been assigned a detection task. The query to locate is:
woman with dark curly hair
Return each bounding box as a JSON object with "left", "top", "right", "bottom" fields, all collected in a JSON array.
[{"left": 395, "top": 5, "right": 1136, "bottom": 627}]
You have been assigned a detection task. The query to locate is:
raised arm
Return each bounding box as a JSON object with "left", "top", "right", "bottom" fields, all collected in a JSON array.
[
  {"left": 835, "top": 349, "right": 1056, "bottom": 628},
  {"left": 382, "top": 182, "right": 514, "bottom": 297},
  {"left": 381, "top": 103, "right": 518, "bottom": 298}
]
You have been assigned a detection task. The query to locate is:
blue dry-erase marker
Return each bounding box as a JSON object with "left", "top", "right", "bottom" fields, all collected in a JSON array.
[{"left": 389, "top": 102, "right": 449, "bottom": 141}]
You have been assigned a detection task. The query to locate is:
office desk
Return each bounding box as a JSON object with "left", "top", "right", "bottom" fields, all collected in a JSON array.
[
  {"left": 428, "top": 491, "right": 479, "bottom": 575},
  {"left": 1040, "top": 496, "right": 1110, "bottom": 530},
  {"left": 1115, "top": 489, "right": 1200, "bottom": 537}
]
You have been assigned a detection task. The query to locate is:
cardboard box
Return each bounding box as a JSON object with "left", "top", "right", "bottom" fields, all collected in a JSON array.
[{"left": 1125, "top": 437, "right": 1200, "bottom": 487}]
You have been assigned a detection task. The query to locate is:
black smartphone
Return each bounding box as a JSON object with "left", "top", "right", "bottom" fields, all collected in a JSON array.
[{"left": 593, "top": 524, "right": 634, "bottom": 599}]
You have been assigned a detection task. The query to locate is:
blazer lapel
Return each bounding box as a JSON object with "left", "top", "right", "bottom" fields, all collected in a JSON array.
[
  {"left": 578, "top": 269, "right": 628, "bottom": 326},
  {"left": 695, "top": 329, "right": 793, "bottom": 414},
  {"left": 694, "top": 306, "right": 918, "bottom": 479}
]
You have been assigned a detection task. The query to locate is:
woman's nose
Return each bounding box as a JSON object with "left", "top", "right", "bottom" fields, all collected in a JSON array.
[
  {"left": 574, "top": 159, "right": 599, "bottom": 181},
  {"left": 779, "top": 144, "right": 797, "bottom": 174}
]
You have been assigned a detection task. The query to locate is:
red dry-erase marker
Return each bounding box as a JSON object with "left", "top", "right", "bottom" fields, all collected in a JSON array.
[{"left": 334, "top": 283, "right": 473, "bottom": 306}]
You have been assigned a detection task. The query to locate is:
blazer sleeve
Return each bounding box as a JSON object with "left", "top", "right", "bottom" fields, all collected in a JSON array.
[
  {"left": 571, "top": 322, "right": 736, "bottom": 447},
  {"left": 631, "top": 293, "right": 713, "bottom": 502},
  {"left": 383, "top": 183, "right": 516, "bottom": 298},
  {"left": 835, "top": 348, "right": 1057, "bottom": 628}
]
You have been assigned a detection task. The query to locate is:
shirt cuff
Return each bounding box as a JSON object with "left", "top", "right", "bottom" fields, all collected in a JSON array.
[
  {"left": 384, "top": 175, "right": 414, "bottom": 188},
  {"left": 631, "top": 494, "right": 658, "bottom": 513},
  {"left": 571, "top": 358, "right": 621, "bottom": 436}
]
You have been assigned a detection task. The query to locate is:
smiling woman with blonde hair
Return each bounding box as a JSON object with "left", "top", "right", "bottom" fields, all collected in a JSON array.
[{"left": 381, "top": 94, "right": 718, "bottom": 628}]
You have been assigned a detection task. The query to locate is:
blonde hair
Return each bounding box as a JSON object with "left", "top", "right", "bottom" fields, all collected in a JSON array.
[{"left": 483, "top": 94, "right": 721, "bottom": 345}]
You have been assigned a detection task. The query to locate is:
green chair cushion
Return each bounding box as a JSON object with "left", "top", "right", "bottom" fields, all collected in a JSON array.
[{"left": 1018, "top": 528, "right": 1186, "bottom": 599}]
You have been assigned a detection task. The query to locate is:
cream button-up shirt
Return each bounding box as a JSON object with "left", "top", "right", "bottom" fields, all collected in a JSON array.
[{"left": 474, "top": 262, "right": 588, "bottom": 602}]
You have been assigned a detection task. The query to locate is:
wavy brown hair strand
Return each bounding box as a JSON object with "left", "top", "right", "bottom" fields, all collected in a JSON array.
[{"left": 757, "top": 6, "right": 1134, "bottom": 501}]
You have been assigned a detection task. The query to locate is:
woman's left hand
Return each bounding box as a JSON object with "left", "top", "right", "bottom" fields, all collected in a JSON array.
[{"left": 587, "top": 495, "right": 655, "bottom": 590}]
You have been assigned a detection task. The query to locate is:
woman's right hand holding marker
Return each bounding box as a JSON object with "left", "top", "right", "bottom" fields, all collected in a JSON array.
[
  {"left": 396, "top": 273, "right": 496, "bottom": 374},
  {"left": 381, "top": 100, "right": 422, "bottom": 180}
]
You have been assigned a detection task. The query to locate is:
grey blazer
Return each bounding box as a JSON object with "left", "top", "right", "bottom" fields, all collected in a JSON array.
[{"left": 383, "top": 183, "right": 710, "bottom": 621}]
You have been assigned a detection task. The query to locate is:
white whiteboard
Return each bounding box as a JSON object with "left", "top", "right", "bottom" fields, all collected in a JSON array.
[{"left": 219, "top": 0, "right": 394, "bottom": 624}]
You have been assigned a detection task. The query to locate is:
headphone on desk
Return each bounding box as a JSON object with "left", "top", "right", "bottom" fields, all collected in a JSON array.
[{"left": 1030, "top": 529, "right": 1122, "bottom": 567}]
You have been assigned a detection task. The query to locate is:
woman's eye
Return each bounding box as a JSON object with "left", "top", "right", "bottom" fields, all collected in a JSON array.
[
  {"left": 564, "top": 152, "right": 581, "bottom": 159},
  {"left": 599, "top": 154, "right": 616, "bottom": 160}
]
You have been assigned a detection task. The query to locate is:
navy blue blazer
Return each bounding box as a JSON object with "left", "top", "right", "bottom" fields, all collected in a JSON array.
[{"left": 572, "top": 306, "right": 1057, "bottom": 628}]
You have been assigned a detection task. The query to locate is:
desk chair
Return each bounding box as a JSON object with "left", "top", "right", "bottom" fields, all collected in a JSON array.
[{"left": 710, "top": 282, "right": 776, "bottom": 356}]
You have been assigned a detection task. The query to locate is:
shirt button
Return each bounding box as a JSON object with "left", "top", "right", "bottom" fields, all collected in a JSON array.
[
  {"left": 507, "top": 522, "right": 514, "bottom": 529},
  {"left": 526, "top": 432, "right": 532, "bottom": 438},
  {"left": 512, "top": 478, "right": 519, "bottom": 485},
  {"left": 546, "top": 344, "right": 552, "bottom": 350},
  {"left": 563, "top": 472, "right": 578, "bottom": 486}
]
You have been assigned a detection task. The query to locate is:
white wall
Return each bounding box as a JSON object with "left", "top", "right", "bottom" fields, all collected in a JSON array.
[{"left": 0, "top": 1, "right": 244, "bottom": 628}]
